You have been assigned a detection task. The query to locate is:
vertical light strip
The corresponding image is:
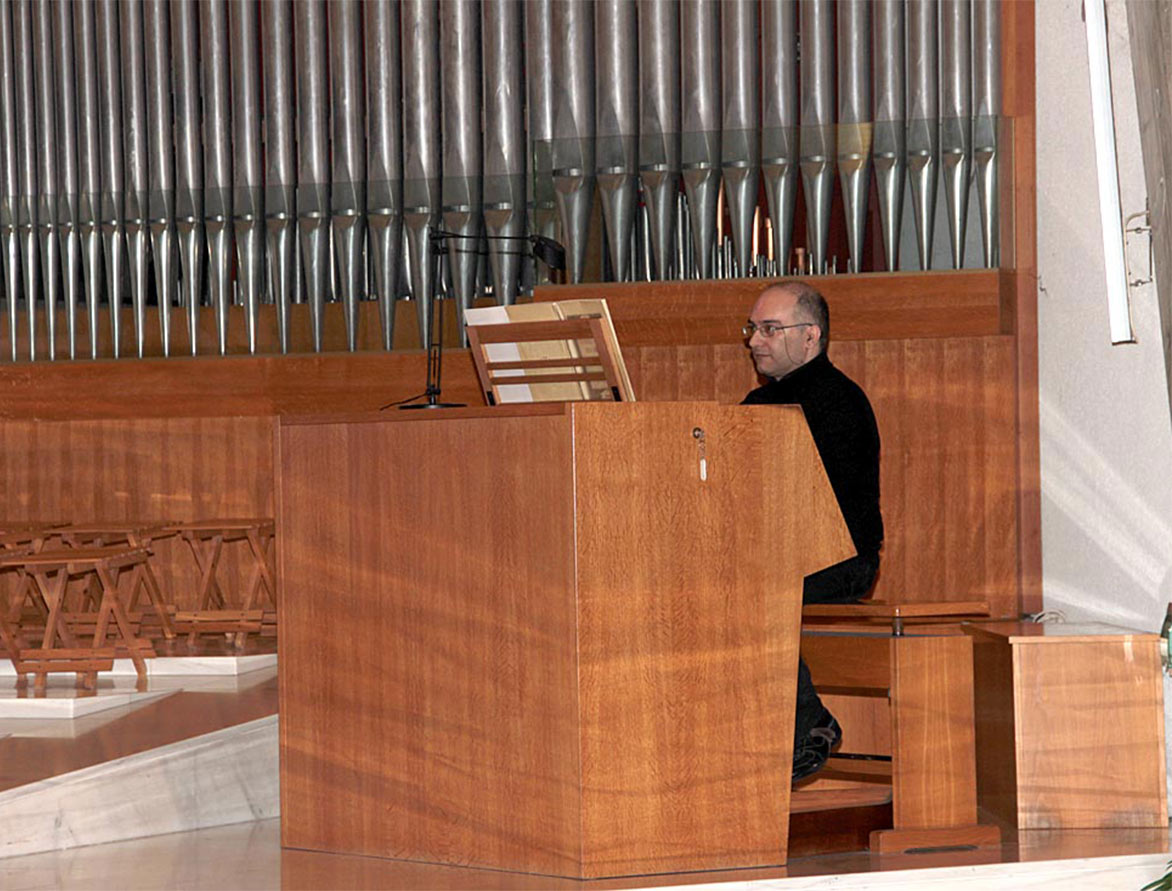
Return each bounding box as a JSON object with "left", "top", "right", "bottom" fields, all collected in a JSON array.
[{"left": 1084, "top": 0, "right": 1135, "bottom": 344}]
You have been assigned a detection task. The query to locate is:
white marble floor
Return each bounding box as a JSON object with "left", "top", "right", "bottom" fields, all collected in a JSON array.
[{"left": 0, "top": 819, "right": 1170, "bottom": 891}]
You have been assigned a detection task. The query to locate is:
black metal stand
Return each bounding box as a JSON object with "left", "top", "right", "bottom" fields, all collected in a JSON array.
[
  {"left": 398, "top": 228, "right": 465, "bottom": 410},
  {"left": 384, "top": 225, "right": 565, "bottom": 411}
]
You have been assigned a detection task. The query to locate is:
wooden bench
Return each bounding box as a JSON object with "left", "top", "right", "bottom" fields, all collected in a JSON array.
[
  {"left": 798, "top": 599, "right": 1001, "bottom": 853},
  {"left": 162, "top": 519, "right": 276, "bottom": 647},
  {"left": 0, "top": 546, "right": 160, "bottom": 689},
  {"left": 56, "top": 523, "right": 178, "bottom": 639}
]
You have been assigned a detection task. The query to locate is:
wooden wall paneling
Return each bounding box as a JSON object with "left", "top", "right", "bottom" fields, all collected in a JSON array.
[
  {"left": 534, "top": 270, "right": 1006, "bottom": 346},
  {"left": 278, "top": 412, "right": 584, "bottom": 875}
]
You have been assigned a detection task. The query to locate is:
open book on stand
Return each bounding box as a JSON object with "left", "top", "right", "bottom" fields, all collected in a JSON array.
[{"left": 464, "top": 299, "right": 636, "bottom": 405}]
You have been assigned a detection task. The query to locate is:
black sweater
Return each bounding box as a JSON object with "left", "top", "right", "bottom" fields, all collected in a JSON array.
[{"left": 742, "top": 352, "right": 884, "bottom": 557}]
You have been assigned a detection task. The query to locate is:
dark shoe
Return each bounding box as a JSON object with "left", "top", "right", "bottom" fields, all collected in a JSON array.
[{"left": 792, "top": 714, "right": 842, "bottom": 783}]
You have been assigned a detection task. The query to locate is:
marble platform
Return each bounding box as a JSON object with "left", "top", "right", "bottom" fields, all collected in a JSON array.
[
  {"left": 0, "top": 653, "right": 277, "bottom": 680},
  {"left": 0, "top": 714, "right": 278, "bottom": 861},
  {"left": 0, "top": 684, "right": 173, "bottom": 719}
]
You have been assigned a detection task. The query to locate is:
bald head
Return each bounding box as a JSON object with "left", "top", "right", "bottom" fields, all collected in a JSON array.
[{"left": 745, "top": 283, "right": 829, "bottom": 380}]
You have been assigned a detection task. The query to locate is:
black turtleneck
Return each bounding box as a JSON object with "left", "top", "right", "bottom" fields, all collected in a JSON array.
[{"left": 742, "top": 351, "right": 883, "bottom": 558}]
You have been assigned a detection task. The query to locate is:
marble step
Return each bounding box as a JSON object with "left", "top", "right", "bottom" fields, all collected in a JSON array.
[{"left": 0, "top": 714, "right": 278, "bottom": 860}]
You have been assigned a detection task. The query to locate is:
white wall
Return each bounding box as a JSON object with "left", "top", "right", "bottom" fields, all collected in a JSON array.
[{"left": 1037, "top": 0, "right": 1172, "bottom": 629}]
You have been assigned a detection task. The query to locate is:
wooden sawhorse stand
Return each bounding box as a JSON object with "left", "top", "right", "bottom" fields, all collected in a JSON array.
[
  {"left": 164, "top": 519, "right": 276, "bottom": 647},
  {"left": 0, "top": 546, "right": 160, "bottom": 690}
]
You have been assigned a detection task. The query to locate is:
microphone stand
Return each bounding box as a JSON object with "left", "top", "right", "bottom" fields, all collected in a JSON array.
[
  {"left": 385, "top": 225, "right": 567, "bottom": 411},
  {"left": 396, "top": 227, "right": 466, "bottom": 410}
]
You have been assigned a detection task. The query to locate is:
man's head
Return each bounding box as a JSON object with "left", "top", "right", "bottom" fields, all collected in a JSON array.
[{"left": 745, "top": 282, "right": 829, "bottom": 380}]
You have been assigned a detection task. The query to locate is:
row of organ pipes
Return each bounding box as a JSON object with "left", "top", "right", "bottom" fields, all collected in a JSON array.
[{"left": 0, "top": 0, "right": 1001, "bottom": 361}]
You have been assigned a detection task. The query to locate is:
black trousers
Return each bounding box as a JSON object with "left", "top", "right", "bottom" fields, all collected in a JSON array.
[{"left": 794, "top": 552, "right": 880, "bottom": 744}]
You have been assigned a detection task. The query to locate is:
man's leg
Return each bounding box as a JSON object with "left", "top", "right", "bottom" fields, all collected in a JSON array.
[{"left": 792, "top": 553, "right": 879, "bottom": 781}]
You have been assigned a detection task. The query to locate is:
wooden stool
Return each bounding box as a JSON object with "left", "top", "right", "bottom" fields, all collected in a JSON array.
[
  {"left": 163, "top": 518, "right": 276, "bottom": 647},
  {"left": 798, "top": 599, "right": 1000, "bottom": 853},
  {"left": 57, "top": 523, "right": 178, "bottom": 639},
  {"left": 0, "top": 546, "right": 159, "bottom": 689}
]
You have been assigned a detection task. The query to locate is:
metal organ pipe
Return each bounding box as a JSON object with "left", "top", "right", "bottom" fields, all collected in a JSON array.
[
  {"left": 637, "top": 0, "right": 680, "bottom": 282},
  {"left": 143, "top": 0, "right": 176, "bottom": 357},
  {"left": 172, "top": 0, "right": 203, "bottom": 356},
  {"left": 0, "top": 1, "right": 17, "bottom": 361},
  {"left": 52, "top": 0, "right": 79, "bottom": 358},
  {"left": 551, "top": 0, "right": 595, "bottom": 285},
  {"left": 330, "top": 0, "right": 366, "bottom": 352},
  {"left": 680, "top": 0, "right": 720, "bottom": 279},
  {"left": 120, "top": 0, "right": 149, "bottom": 357},
  {"left": 721, "top": 0, "right": 759, "bottom": 279},
  {"left": 940, "top": 0, "right": 972, "bottom": 269},
  {"left": 201, "top": 0, "right": 233, "bottom": 354},
  {"left": 73, "top": 0, "right": 102, "bottom": 358},
  {"left": 230, "top": 0, "right": 263, "bottom": 354},
  {"left": 594, "top": 0, "right": 638, "bottom": 283},
  {"left": 366, "top": 0, "right": 403, "bottom": 348},
  {"left": 483, "top": 0, "right": 526, "bottom": 305},
  {"left": 524, "top": 0, "right": 555, "bottom": 288},
  {"left": 799, "top": 0, "right": 834, "bottom": 276},
  {"left": 872, "top": 0, "right": 905, "bottom": 272},
  {"left": 262, "top": 0, "right": 295, "bottom": 354},
  {"left": 906, "top": 0, "right": 939, "bottom": 270},
  {"left": 32, "top": 0, "right": 58, "bottom": 358},
  {"left": 973, "top": 0, "right": 1001, "bottom": 267},
  {"left": 13, "top": 0, "right": 38, "bottom": 358},
  {"left": 837, "top": 0, "right": 871, "bottom": 275},
  {"left": 402, "top": 0, "right": 442, "bottom": 345},
  {"left": 762, "top": 0, "right": 798, "bottom": 278},
  {"left": 295, "top": 0, "right": 329, "bottom": 353},
  {"left": 440, "top": 0, "right": 482, "bottom": 339}
]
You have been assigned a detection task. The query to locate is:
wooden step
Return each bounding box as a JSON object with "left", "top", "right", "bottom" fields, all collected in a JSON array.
[{"left": 790, "top": 781, "right": 892, "bottom": 814}]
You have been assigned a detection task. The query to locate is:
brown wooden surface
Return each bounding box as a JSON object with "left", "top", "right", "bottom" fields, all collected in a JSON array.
[
  {"left": 278, "top": 404, "right": 848, "bottom": 878},
  {"left": 870, "top": 823, "right": 1001, "bottom": 854},
  {"left": 571, "top": 403, "right": 851, "bottom": 876},
  {"left": 1011, "top": 640, "right": 1166, "bottom": 829},
  {"left": 970, "top": 626, "right": 1168, "bottom": 830},
  {"left": 890, "top": 635, "right": 980, "bottom": 830},
  {"left": 534, "top": 270, "right": 1006, "bottom": 345},
  {"left": 279, "top": 409, "right": 583, "bottom": 876}
]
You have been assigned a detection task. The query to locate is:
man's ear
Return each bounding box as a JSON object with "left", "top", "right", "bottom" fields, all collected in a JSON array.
[{"left": 806, "top": 325, "right": 822, "bottom": 350}]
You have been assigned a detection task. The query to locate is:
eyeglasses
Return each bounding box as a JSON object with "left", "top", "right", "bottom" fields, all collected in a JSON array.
[{"left": 742, "top": 321, "right": 812, "bottom": 339}]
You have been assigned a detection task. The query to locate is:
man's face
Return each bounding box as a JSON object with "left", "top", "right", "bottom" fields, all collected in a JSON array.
[{"left": 746, "top": 288, "right": 821, "bottom": 380}]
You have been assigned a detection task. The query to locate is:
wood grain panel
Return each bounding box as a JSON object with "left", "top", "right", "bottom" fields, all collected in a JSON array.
[
  {"left": 278, "top": 412, "right": 583, "bottom": 876},
  {"left": 570, "top": 403, "right": 852, "bottom": 876},
  {"left": 534, "top": 270, "right": 1006, "bottom": 345},
  {"left": 890, "top": 635, "right": 979, "bottom": 830},
  {"left": 1013, "top": 640, "right": 1167, "bottom": 829}
]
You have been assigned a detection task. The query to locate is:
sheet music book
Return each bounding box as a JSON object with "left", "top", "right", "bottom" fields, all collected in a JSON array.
[{"left": 464, "top": 299, "right": 635, "bottom": 404}]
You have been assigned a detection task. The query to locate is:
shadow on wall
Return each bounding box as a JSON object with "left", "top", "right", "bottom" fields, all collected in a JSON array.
[{"left": 1040, "top": 397, "right": 1172, "bottom": 628}]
